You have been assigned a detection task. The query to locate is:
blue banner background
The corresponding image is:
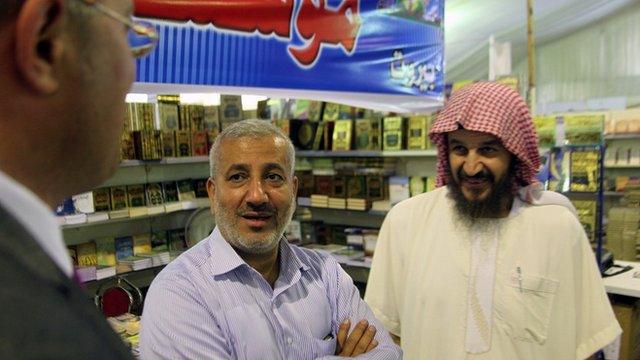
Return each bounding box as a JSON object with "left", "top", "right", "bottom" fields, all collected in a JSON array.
[{"left": 135, "top": 0, "right": 444, "bottom": 107}]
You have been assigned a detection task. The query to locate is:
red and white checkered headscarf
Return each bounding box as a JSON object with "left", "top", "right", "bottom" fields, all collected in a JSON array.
[{"left": 429, "top": 81, "right": 540, "bottom": 189}]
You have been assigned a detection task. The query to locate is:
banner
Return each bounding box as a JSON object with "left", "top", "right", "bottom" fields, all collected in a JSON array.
[{"left": 133, "top": 0, "right": 444, "bottom": 113}]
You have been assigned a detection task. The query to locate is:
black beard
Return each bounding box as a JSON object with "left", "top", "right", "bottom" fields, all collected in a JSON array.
[{"left": 447, "top": 168, "right": 514, "bottom": 222}]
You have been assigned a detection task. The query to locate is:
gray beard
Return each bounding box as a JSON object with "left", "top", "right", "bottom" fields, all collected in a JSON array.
[{"left": 214, "top": 197, "right": 297, "bottom": 255}]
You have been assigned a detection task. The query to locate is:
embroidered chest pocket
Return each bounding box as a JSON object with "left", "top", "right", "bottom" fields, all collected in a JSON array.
[{"left": 497, "top": 273, "right": 559, "bottom": 344}]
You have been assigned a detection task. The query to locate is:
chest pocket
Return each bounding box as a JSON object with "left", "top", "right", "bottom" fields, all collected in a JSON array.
[{"left": 497, "top": 273, "right": 559, "bottom": 344}]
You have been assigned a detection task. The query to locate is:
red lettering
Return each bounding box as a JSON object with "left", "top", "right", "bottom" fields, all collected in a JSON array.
[
  {"left": 288, "top": 0, "right": 361, "bottom": 66},
  {"left": 134, "top": 0, "right": 294, "bottom": 38}
]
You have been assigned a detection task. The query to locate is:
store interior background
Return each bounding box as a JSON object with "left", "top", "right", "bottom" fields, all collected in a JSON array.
[{"left": 64, "top": 0, "right": 640, "bottom": 357}]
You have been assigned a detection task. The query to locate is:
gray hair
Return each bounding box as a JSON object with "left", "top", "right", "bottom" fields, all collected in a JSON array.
[{"left": 209, "top": 119, "right": 296, "bottom": 178}]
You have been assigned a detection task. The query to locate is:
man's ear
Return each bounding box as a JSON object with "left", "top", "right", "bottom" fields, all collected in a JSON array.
[
  {"left": 292, "top": 175, "right": 299, "bottom": 198},
  {"left": 15, "top": 0, "right": 66, "bottom": 94},
  {"left": 206, "top": 177, "right": 217, "bottom": 215}
]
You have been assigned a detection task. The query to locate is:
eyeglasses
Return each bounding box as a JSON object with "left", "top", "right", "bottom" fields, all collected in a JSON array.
[{"left": 79, "top": 0, "right": 159, "bottom": 58}]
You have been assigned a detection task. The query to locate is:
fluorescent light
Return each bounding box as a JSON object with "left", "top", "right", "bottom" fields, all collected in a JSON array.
[
  {"left": 125, "top": 93, "right": 149, "bottom": 103},
  {"left": 241, "top": 95, "right": 268, "bottom": 110},
  {"left": 179, "top": 93, "right": 220, "bottom": 105}
]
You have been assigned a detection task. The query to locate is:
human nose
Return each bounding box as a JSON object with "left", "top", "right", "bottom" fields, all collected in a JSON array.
[
  {"left": 462, "top": 151, "right": 484, "bottom": 176},
  {"left": 245, "top": 178, "right": 268, "bottom": 205}
]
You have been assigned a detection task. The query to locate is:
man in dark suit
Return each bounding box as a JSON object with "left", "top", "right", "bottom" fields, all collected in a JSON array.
[{"left": 0, "top": 0, "right": 156, "bottom": 357}]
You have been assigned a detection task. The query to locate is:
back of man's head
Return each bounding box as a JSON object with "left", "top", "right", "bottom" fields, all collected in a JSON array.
[
  {"left": 429, "top": 81, "right": 540, "bottom": 188},
  {"left": 0, "top": 0, "right": 134, "bottom": 208},
  {"left": 0, "top": 1, "right": 22, "bottom": 22}
]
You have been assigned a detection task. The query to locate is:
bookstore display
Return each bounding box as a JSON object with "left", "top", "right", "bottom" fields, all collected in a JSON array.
[{"left": 62, "top": 95, "right": 640, "bottom": 287}]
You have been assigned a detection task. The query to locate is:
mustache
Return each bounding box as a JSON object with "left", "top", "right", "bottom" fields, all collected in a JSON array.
[
  {"left": 457, "top": 168, "right": 494, "bottom": 182},
  {"left": 237, "top": 203, "right": 276, "bottom": 217}
]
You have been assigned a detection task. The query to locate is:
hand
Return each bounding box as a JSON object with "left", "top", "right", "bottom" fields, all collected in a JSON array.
[{"left": 335, "top": 319, "right": 378, "bottom": 357}]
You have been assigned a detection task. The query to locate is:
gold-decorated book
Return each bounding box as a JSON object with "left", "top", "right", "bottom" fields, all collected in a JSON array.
[
  {"left": 162, "top": 131, "right": 176, "bottom": 157},
  {"left": 355, "top": 119, "right": 382, "bottom": 151},
  {"left": 146, "top": 183, "right": 165, "bottom": 206},
  {"left": 346, "top": 176, "right": 367, "bottom": 199},
  {"left": 323, "top": 102, "right": 340, "bottom": 121},
  {"left": 77, "top": 242, "right": 98, "bottom": 267},
  {"left": 192, "top": 131, "right": 209, "bottom": 156},
  {"left": 126, "top": 184, "right": 147, "bottom": 208},
  {"left": 178, "top": 104, "right": 192, "bottom": 131},
  {"left": 383, "top": 117, "right": 404, "bottom": 151},
  {"left": 175, "top": 130, "right": 192, "bottom": 157},
  {"left": 158, "top": 102, "right": 179, "bottom": 131},
  {"left": 93, "top": 187, "right": 111, "bottom": 212},
  {"left": 110, "top": 186, "right": 129, "bottom": 210},
  {"left": 189, "top": 105, "right": 205, "bottom": 132},
  {"left": 407, "top": 116, "right": 430, "bottom": 150},
  {"left": 332, "top": 120, "right": 353, "bottom": 151},
  {"left": 204, "top": 106, "right": 220, "bottom": 133},
  {"left": 366, "top": 176, "right": 385, "bottom": 200},
  {"left": 120, "top": 131, "right": 136, "bottom": 160}
]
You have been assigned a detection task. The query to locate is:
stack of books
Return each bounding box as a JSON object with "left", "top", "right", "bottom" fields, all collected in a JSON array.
[
  {"left": 347, "top": 198, "right": 369, "bottom": 211},
  {"left": 137, "top": 251, "right": 171, "bottom": 267},
  {"left": 96, "top": 265, "right": 117, "bottom": 280},
  {"left": 311, "top": 195, "right": 329, "bottom": 208},
  {"left": 117, "top": 256, "right": 153, "bottom": 272},
  {"left": 75, "top": 266, "right": 97, "bottom": 282},
  {"left": 328, "top": 197, "right": 346, "bottom": 209}
]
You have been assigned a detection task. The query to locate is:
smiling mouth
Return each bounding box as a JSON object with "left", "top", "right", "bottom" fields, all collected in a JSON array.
[
  {"left": 240, "top": 213, "right": 273, "bottom": 227},
  {"left": 462, "top": 178, "right": 490, "bottom": 189}
]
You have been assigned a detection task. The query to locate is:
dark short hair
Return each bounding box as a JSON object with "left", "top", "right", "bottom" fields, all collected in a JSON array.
[
  {"left": 0, "top": 1, "right": 24, "bottom": 23},
  {"left": 1, "top": 0, "right": 85, "bottom": 24}
]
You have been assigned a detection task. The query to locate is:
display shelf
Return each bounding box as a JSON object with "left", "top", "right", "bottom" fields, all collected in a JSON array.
[
  {"left": 64, "top": 211, "right": 200, "bottom": 247},
  {"left": 82, "top": 264, "right": 168, "bottom": 296},
  {"left": 604, "top": 191, "right": 627, "bottom": 197},
  {"left": 605, "top": 164, "right": 640, "bottom": 169},
  {"left": 80, "top": 249, "right": 372, "bottom": 295},
  {"left": 81, "top": 256, "right": 639, "bottom": 298},
  {"left": 61, "top": 202, "right": 209, "bottom": 230},
  {"left": 298, "top": 206, "right": 387, "bottom": 228},
  {"left": 296, "top": 148, "right": 550, "bottom": 158},
  {"left": 119, "top": 156, "right": 209, "bottom": 167},
  {"left": 295, "top": 150, "right": 437, "bottom": 158},
  {"left": 604, "top": 134, "right": 640, "bottom": 140}
]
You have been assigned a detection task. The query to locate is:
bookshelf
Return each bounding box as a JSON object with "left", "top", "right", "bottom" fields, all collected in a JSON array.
[
  {"left": 297, "top": 205, "right": 387, "bottom": 228},
  {"left": 296, "top": 150, "right": 437, "bottom": 158},
  {"left": 62, "top": 201, "right": 209, "bottom": 230},
  {"left": 81, "top": 249, "right": 371, "bottom": 295}
]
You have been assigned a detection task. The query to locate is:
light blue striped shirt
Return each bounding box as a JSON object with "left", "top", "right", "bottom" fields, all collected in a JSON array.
[{"left": 140, "top": 227, "right": 402, "bottom": 359}]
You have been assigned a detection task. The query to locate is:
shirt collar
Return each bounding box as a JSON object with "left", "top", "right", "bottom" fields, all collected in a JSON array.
[
  {"left": 207, "top": 227, "right": 310, "bottom": 277},
  {"left": 0, "top": 170, "right": 73, "bottom": 277}
]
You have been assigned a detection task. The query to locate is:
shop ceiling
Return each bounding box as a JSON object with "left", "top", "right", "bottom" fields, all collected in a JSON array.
[{"left": 444, "top": 0, "right": 635, "bottom": 82}]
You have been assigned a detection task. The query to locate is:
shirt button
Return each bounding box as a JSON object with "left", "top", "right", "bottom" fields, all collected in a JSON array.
[{"left": 287, "top": 337, "right": 293, "bottom": 345}]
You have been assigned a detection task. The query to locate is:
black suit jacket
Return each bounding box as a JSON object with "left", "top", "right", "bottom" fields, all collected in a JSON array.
[{"left": 0, "top": 205, "right": 133, "bottom": 359}]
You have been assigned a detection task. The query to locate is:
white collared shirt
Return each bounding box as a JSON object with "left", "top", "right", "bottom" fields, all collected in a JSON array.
[{"left": 0, "top": 169, "right": 72, "bottom": 277}]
